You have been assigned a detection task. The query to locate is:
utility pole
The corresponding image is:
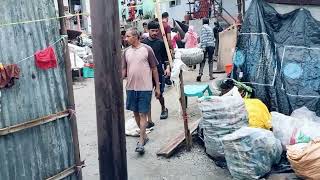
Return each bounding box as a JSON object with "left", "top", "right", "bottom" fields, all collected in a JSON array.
[{"left": 90, "top": 0, "right": 128, "bottom": 180}]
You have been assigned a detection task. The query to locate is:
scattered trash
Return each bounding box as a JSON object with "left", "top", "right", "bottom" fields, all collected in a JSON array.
[
  {"left": 287, "top": 139, "right": 320, "bottom": 179},
  {"left": 125, "top": 118, "right": 153, "bottom": 137},
  {"left": 198, "top": 95, "right": 248, "bottom": 159},
  {"left": 222, "top": 127, "right": 282, "bottom": 180}
]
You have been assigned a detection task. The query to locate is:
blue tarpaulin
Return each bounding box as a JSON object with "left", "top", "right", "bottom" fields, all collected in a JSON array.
[{"left": 233, "top": 0, "right": 320, "bottom": 115}]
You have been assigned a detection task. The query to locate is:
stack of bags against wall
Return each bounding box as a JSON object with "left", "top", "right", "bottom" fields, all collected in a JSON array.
[
  {"left": 271, "top": 107, "right": 320, "bottom": 179},
  {"left": 198, "top": 93, "right": 248, "bottom": 159}
]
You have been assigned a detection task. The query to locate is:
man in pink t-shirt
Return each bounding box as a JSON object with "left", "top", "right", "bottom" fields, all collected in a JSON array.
[{"left": 122, "top": 28, "right": 160, "bottom": 154}]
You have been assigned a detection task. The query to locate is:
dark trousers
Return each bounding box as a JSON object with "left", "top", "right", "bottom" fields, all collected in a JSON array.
[{"left": 199, "top": 46, "right": 214, "bottom": 76}]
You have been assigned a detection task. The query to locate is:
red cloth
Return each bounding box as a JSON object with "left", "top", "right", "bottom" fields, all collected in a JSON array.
[{"left": 34, "top": 47, "right": 57, "bottom": 70}]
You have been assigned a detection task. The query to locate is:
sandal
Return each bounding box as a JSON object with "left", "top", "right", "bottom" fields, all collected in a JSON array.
[
  {"left": 160, "top": 108, "right": 168, "bottom": 119},
  {"left": 135, "top": 142, "right": 145, "bottom": 154}
]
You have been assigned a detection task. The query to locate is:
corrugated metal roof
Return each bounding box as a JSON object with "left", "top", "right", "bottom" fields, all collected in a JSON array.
[{"left": 0, "top": 0, "right": 76, "bottom": 179}]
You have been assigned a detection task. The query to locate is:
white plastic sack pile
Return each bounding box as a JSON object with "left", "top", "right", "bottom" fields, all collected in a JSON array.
[
  {"left": 271, "top": 108, "right": 320, "bottom": 149},
  {"left": 198, "top": 95, "right": 248, "bottom": 158}
]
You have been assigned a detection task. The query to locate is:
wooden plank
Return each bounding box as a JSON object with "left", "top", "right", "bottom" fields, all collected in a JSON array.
[
  {"left": 0, "top": 110, "right": 69, "bottom": 136},
  {"left": 46, "top": 161, "right": 85, "bottom": 180},
  {"left": 57, "top": 1, "right": 83, "bottom": 179},
  {"left": 157, "top": 118, "right": 201, "bottom": 158}
]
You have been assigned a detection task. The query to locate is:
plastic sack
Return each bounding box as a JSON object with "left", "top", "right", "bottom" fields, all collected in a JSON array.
[
  {"left": 175, "top": 48, "right": 204, "bottom": 66},
  {"left": 171, "top": 51, "right": 188, "bottom": 82},
  {"left": 287, "top": 139, "right": 320, "bottom": 179},
  {"left": 198, "top": 95, "right": 248, "bottom": 158},
  {"left": 222, "top": 127, "right": 282, "bottom": 180},
  {"left": 244, "top": 99, "right": 271, "bottom": 130},
  {"left": 271, "top": 112, "right": 320, "bottom": 149},
  {"left": 291, "top": 106, "right": 320, "bottom": 123}
]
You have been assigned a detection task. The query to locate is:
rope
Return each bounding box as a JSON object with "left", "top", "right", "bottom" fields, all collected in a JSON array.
[
  {"left": 0, "top": 13, "right": 89, "bottom": 28},
  {"left": 16, "top": 35, "right": 68, "bottom": 64}
]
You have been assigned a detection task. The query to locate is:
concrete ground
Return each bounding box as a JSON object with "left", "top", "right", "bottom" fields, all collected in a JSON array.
[{"left": 74, "top": 64, "right": 232, "bottom": 180}]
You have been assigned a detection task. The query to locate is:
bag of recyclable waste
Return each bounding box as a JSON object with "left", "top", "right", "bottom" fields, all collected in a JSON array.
[
  {"left": 287, "top": 139, "right": 320, "bottom": 179},
  {"left": 176, "top": 48, "right": 204, "bottom": 66},
  {"left": 271, "top": 112, "right": 320, "bottom": 149},
  {"left": 198, "top": 95, "right": 248, "bottom": 158},
  {"left": 222, "top": 127, "right": 282, "bottom": 180}
]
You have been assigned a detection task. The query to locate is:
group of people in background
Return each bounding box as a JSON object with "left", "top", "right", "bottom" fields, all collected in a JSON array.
[
  {"left": 121, "top": 0, "right": 144, "bottom": 23},
  {"left": 121, "top": 12, "right": 224, "bottom": 154}
]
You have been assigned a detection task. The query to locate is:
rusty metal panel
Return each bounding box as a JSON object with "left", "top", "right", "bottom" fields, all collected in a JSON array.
[
  {"left": 0, "top": 0, "right": 76, "bottom": 179},
  {"left": 265, "top": 0, "right": 320, "bottom": 5}
]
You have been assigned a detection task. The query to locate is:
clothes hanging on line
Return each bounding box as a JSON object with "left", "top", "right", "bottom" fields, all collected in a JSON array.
[
  {"left": 34, "top": 47, "right": 57, "bottom": 70},
  {"left": 0, "top": 63, "right": 20, "bottom": 89}
]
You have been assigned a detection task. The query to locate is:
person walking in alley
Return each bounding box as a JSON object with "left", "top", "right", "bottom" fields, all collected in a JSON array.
[
  {"left": 182, "top": 25, "right": 199, "bottom": 70},
  {"left": 142, "top": 21, "right": 171, "bottom": 126},
  {"left": 122, "top": 28, "right": 161, "bottom": 154},
  {"left": 213, "top": 21, "right": 223, "bottom": 58},
  {"left": 182, "top": 25, "right": 198, "bottom": 49},
  {"left": 120, "top": 1, "right": 127, "bottom": 25},
  {"left": 197, "top": 18, "right": 215, "bottom": 82},
  {"left": 159, "top": 12, "right": 173, "bottom": 86}
]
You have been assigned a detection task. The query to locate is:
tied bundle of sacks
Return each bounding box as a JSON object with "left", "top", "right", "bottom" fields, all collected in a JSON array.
[{"left": 198, "top": 78, "right": 281, "bottom": 179}]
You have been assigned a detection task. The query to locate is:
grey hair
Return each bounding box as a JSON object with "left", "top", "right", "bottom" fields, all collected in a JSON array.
[{"left": 127, "top": 27, "right": 140, "bottom": 39}]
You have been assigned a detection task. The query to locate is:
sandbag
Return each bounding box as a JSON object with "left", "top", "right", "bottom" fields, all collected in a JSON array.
[
  {"left": 272, "top": 112, "right": 320, "bottom": 149},
  {"left": 222, "top": 127, "right": 282, "bottom": 180},
  {"left": 175, "top": 48, "right": 204, "bottom": 66},
  {"left": 287, "top": 139, "right": 320, "bottom": 179},
  {"left": 198, "top": 95, "right": 248, "bottom": 158},
  {"left": 244, "top": 99, "right": 271, "bottom": 130}
]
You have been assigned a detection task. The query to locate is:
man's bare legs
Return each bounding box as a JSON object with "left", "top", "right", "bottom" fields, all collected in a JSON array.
[
  {"left": 133, "top": 112, "right": 141, "bottom": 128},
  {"left": 138, "top": 113, "right": 148, "bottom": 145}
]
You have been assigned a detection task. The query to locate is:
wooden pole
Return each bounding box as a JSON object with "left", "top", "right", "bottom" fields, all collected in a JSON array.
[
  {"left": 237, "top": 0, "right": 243, "bottom": 23},
  {"left": 179, "top": 70, "right": 192, "bottom": 151},
  {"left": 155, "top": 0, "right": 173, "bottom": 66},
  {"left": 57, "top": 1, "right": 83, "bottom": 179},
  {"left": 90, "top": 0, "right": 128, "bottom": 179},
  {"left": 242, "top": 0, "right": 245, "bottom": 19},
  {"left": 155, "top": 0, "right": 192, "bottom": 150}
]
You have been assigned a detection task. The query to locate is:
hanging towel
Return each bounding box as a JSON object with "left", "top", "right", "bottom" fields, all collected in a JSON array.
[
  {"left": 0, "top": 64, "right": 20, "bottom": 89},
  {"left": 34, "top": 47, "right": 57, "bottom": 70}
]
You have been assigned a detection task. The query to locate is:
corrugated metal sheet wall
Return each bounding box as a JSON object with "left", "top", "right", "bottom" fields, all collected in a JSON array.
[{"left": 0, "top": 0, "right": 76, "bottom": 179}]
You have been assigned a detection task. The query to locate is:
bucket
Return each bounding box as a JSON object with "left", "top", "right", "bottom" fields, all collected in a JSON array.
[{"left": 225, "top": 64, "right": 233, "bottom": 74}]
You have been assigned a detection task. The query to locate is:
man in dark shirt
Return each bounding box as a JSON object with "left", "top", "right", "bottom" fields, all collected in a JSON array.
[{"left": 142, "top": 21, "right": 171, "bottom": 125}]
